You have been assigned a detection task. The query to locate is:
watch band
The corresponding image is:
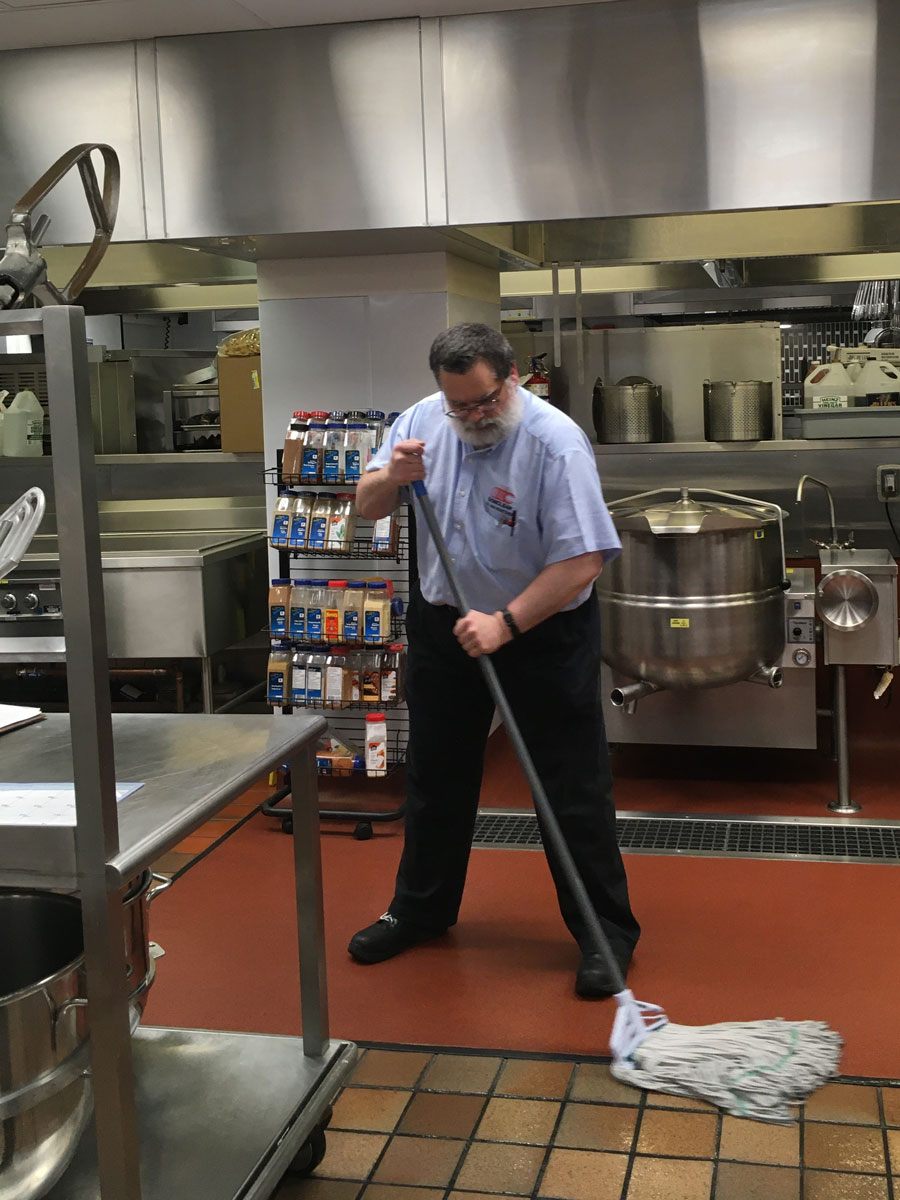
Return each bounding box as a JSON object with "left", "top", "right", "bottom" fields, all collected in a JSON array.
[{"left": 501, "top": 608, "right": 522, "bottom": 639}]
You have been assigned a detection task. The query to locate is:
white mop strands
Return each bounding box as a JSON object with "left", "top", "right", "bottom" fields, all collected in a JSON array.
[{"left": 608, "top": 990, "right": 842, "bottom": 1124}]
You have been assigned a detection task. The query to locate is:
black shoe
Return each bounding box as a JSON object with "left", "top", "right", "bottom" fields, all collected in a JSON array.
[
  {"left": 348, "top": 913, "right": 445, "bottom": 964},
  {"left": 575, "top": 950, "right": 632, "bottom": 999}
]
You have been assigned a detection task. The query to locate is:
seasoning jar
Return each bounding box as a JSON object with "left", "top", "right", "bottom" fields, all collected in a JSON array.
[
  {"left": 365, "top": 410, "right": 386, "bottom": 451},
  {"left": 346, "top": 648, "right": 362, "bottom": 701},
  {"left": 343, "top": 580, "right": 365, "bottom": 644},
  {"left": 361, "top": 650, "right": 383, "bottom": 703},
  {"left": 322, "top": 421, "right": 346, "bottom": 483},
  {"left": 268, "top": 579, "right": 291, "bottom": 638},
  {"left": 305, "top": 580, "right": 324, "bottom": 643},
  {"left": 365, "top": 712, "right": 388, "bottom": 777},
  {"left": 324, "top": 646, "right": 350, "bottom": 708},
  {"left": 372, "top": 511, "right": 400, "bottom": 556},
  {"left": 266, "top": 647, "right": 291, "bottom": 705},
  {"left": 304, "top": 651, "right": 327, "bottom": 703},
  {"left": 302, "top": 421, "right": 328, "bottom": 483},
  {"left": 290, "top": 650, "right": 308, "bottom": 704},
  {"left": 323, "top": 580, "right": 347, "bottom": 642},
  {"left": 289, "top": 580, "right": 308, "bottom": 642},
  {"left": 308, "top": 493, "right": 333, "bottom": 551},
  {"left": 327, "top": 493, "right": 357, "bottom": 553},
  {"left": 342, "top": 424, "right": 368, "bottom": 483},
  {"left": 282, "top": 414, "right": 307, "bottom": 486},
  {"left": 289, "top": 490, "right": 316, "bottom": 550},
  {"left": 363, "top": 581, "right": 391, "bottom": 644},
  {"left": 271, "top": 491, "right": 293, "bottom": 547},
  {"left": 380, "top": 643, "right": 406, "bottom": 705}
]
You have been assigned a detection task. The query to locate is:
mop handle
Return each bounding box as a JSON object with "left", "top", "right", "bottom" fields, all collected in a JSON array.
[{"left": 411, "top": 479, "right": 627, "bottom": 994}]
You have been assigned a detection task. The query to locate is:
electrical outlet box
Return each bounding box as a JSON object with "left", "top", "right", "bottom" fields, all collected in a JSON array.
[{"left": 876, "top": 464, "right": 900, "bottom": 502}]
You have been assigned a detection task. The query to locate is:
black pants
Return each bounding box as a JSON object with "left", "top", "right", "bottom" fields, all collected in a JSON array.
[{"left": 388, "top": 584, "right": 640, "bottom": 958}]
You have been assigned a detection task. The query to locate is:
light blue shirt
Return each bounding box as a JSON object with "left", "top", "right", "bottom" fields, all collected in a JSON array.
[{"left": 368, "top": 386, "right": 621, "bottom": 613}]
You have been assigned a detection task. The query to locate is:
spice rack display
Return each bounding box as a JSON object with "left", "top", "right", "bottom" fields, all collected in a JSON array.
[{"left": 264, "top": 453, "right": 409, "bottom": 840}]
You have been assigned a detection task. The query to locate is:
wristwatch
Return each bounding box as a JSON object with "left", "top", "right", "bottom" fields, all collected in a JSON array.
[{"left": 500, "top": 608, "right": 522, "bottom": 639}]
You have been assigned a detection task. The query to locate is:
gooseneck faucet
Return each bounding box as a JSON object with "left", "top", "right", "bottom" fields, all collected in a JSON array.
[{"left": 795, "top": 474, "right": 838, "bottom": 548}]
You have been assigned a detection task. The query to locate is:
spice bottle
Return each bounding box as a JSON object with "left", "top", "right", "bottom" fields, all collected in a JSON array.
[
  {"left": 380, "top": 643, "right": 406, "bottom": 704},
  {"left": 323, "top": 580, "right": 347, "bottom": 642},
  {"left": 305, "top": 580, "right": 324, "bottom": 643},
  {"left": 343, "top": 580, "right": 365, "bottom": 644},
  {"left": 365, "top": 409, "right": 386, "bottom": 451},
  {"left": 361, "top": 649, "right": 383, "bottom": 704},
  {"left": 365, "top": 712, "right": 388, "bottom": 777},
  {"left": 289, "top": 580, "right": 308, "bottom": 641},
  {"left": 327, "top": 493, "right": 357, "bottom": 552},
  {"left": 301, "top": 421, "right": 327, "bottom": 483},
  {"left": 268, "top": 579, "right": 291, "bottom": 638},
  {"left": 324, "top": 646, "right": 350, "bottom": 708},
  {"left": 266, "top": 647, "right": 291, "bottom": 705},
  {"left": 270, "top": 491, "right": 293, "bottom": 547},
  {"left": 323, "top": 421, "right": 346, "bottom": 483},
  {"left": 289, "top": 490, "right": 316, "bottom": 551},
  {"left": 347, "top": 648, "right": 362, "bottom": 701},
  {"left": 372, "top": 511, "right": 399, "bottom": 556},
  {"left": 282, "top": 412, "right": 308, "bottom": 485},
  {"left": 343, "top": 423, "right": 367, "bottom": 482},
  {"left": 363, "top": 581, "right": 390, "bottom": 644},
  {"left": 290, "top": 650, "right": 307, "bottom": 704},
  {"left": 308, "top": 493, "right": 333, "bottom": 551},
  {"left": 304, "top": 651, "right": 327, "bottom": 702}
]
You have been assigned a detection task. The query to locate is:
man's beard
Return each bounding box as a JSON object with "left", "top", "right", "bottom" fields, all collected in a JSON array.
[{"left": 451, "top": 387, "right": 524, "bottom": 448}]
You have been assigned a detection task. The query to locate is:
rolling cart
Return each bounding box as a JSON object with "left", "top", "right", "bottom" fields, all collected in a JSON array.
[{"left": 0, "top": 304, "right": 356, "bottom": 1200}]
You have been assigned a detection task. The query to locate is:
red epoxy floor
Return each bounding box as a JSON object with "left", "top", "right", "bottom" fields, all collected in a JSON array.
[{"left": 144, "top": 797, "right": 899, "bottom": 1079}]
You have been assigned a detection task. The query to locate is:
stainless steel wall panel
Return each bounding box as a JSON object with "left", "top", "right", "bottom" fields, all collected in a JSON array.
[
  {"left": 420, "top": 17, "right": 448, "bottom": 227},
  {"left": 0, "top": 43, "right": 147, "bottom": 243},
  {"left": 155, "top": 23, "right": 427, "bottom": 238},
  {"left": 135, "top": 40, "right": 167, "bottom": 241},
  {"left": 441, "top": 0, "right": 900, "bottom": 226}
]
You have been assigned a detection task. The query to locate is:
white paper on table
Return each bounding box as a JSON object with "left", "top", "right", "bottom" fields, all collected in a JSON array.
[
  {"left": 0, "top": 704, "right": 44, "bottom": 734},
  {"left": 0, "top": 782, "right": 144, "bottom": 827}
]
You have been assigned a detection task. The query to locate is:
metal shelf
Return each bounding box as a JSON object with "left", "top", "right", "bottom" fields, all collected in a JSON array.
[
  {"left": 0, "top": 307, "right": 355, "bottom": 1200},
  {"left": 45, "top": 1031, "right": 356, "bottom": 1200},
  {"left": 270, "top": 536, "right": 407, "bottom": 561},
  {"left": 0, "top": 712, "right": 326, "bottom": 889}
]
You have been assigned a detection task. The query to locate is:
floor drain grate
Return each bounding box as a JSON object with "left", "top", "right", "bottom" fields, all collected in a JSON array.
[{"left": 472, "top": 810, "right": 900, "bottom": 864}]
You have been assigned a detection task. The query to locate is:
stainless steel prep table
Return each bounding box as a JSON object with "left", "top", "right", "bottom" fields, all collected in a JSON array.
[
  {"left": 1, "top": 711, "right": 358, "bottom": 1200},
  {"left": 0, "top": 712, "right": 324, "bottom": 888}
]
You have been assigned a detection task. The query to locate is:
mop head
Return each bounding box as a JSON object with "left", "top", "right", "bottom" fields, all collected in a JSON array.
[{"left": 610, "top": 993, "right": 842, "bottom": 1124}]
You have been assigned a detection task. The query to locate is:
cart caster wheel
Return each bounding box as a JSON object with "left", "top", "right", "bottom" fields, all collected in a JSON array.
[
  {"left": 353, "top": 821, "right": 373, "bottom": 840},
  {"left": 281, "top": 816, "right": 293, "bottom": 835},
  {"left": 287, "top": 1126, "right": 327, "bottom": 1177}
]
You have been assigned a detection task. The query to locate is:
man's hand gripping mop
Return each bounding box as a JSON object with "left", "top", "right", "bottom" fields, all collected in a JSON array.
[{"left": 412, "top": 477, "right": 842, "bottom": 1124}]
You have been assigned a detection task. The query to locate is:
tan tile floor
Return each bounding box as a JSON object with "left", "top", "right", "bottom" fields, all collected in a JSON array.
[{"left": 278, "top": 1047, "right": 900, "bottom": 1200}]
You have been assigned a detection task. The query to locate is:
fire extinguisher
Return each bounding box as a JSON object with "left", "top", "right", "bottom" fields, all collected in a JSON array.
[{"left": 523, "top": 353, "right": 550, "bottom": 400}]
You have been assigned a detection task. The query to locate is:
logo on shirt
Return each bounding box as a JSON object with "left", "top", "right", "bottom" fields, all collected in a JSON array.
[{"left": 485, "top": 486, "right": 517, "bottom": 534}]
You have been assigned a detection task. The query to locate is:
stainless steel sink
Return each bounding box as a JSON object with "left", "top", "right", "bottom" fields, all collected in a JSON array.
[{"left": 819, "top": 547, "right": 896, "bottom": 571}]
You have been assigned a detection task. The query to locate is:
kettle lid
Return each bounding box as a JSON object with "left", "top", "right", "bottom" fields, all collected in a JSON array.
[{"left": 613, "top": 487, "right": 775, "bottom": 535}]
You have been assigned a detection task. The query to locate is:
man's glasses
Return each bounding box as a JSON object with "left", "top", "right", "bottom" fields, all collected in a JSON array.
[{"left": 443, "top": 381, "right": 506, "bottom": 420}]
